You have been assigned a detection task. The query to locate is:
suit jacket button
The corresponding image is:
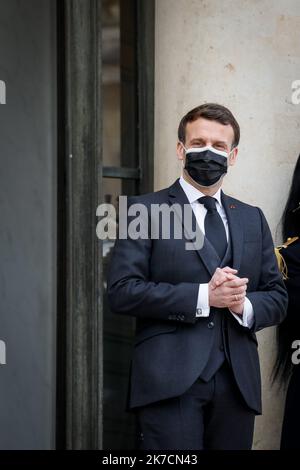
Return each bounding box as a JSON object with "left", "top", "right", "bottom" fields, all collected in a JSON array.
[
  {"left": 207, "top": 321, "right": 214, "bottom": 329},
  {"left": 179, "top": 314, "right": 185, "bottom": 321}
]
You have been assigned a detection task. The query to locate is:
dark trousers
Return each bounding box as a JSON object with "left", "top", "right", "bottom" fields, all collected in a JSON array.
[
  {"left": 136, "top": 363, "right": 255, "bottom": 450},
  {"left": 281, "top": 365, "right": 300, "bottom": 449}
]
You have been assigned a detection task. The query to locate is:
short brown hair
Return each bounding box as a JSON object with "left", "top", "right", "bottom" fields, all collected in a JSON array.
[{"left": 178, "top": 103, "right": 240, "bottom": 148}]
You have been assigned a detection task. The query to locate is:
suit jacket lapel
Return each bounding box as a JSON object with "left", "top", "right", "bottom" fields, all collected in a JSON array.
[
  {"left": 168, "top": 179, "right": 220, "bottom": 277},
  {"left": 221, "top": 191, "right": 244, "bottom": 271}
]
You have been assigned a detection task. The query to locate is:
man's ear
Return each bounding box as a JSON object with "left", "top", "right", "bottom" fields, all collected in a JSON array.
[
  {"left": 176, "top": 141, "right": 185, "bottom": 162},
  {"left": 228, "top": 147, "right": 238, "bottom": 167}
]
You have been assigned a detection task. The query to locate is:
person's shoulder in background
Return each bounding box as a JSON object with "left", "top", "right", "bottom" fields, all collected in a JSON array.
[{"left": 275, "top": 236, "right": 300, "bottom": 280}]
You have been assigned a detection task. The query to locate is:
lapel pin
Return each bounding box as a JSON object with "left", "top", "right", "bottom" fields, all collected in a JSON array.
[{"left": 229, "top": 204, "right": 236, "bottom": 209}]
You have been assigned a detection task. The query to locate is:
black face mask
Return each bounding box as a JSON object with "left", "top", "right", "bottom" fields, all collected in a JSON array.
[{"left": 183, "top": 145, "right": 229, "bottom": 187}]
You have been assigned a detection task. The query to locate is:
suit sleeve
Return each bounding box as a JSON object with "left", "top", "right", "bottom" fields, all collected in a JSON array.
[
  {"left": 107, "top": 197, "right": 199, "bottom": 324},
  {"left": 247, "top": 208, "right": 288, "bottom": 332}
]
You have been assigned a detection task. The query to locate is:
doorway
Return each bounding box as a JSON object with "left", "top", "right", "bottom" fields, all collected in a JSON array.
[{"left": 101, "top": 0, "right": 154, "bottom": 449}]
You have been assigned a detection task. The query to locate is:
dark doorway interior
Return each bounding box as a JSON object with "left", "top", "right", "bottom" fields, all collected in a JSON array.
[
  {"left": 55, "top": 0, "right": 154, "bottom": 449},
  {"left": 101, "top": 0, "right": 154, "bottom": 449}
]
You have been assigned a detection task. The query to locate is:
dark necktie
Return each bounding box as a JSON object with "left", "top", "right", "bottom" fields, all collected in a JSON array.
[{"left": 198, "top": 196, "right": 227, "bottom": 261}]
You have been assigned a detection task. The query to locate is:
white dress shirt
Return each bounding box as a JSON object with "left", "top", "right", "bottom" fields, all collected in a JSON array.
[{"left": 179, "top": 176, "right": 254, "bottom": 329}]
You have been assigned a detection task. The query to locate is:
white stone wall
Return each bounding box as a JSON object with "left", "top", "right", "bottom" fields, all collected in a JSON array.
[{"left": 154, "top": 0, "right": 300, "bottom": 449}]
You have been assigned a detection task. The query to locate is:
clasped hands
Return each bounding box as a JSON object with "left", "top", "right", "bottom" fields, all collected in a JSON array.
[{"left": 208, "top": 267, "right": 248, "bottom": 315}]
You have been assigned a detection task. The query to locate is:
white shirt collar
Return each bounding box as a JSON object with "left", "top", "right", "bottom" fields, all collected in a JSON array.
[{"left": 179, "top": 176, "right": 223, "bottom": 207}]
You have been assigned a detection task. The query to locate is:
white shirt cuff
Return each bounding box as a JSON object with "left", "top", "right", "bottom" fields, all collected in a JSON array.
[
  {"left": 196, "top": 284, "right": 210, "bottom": 317},
  {"left": 230, "top": 296, "right": 254, "bottom": 329}
]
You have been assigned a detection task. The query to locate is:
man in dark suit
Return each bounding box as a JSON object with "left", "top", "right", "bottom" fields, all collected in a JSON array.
[{"left": 107, "top": 103, "right": 288, "bottom": 450}]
